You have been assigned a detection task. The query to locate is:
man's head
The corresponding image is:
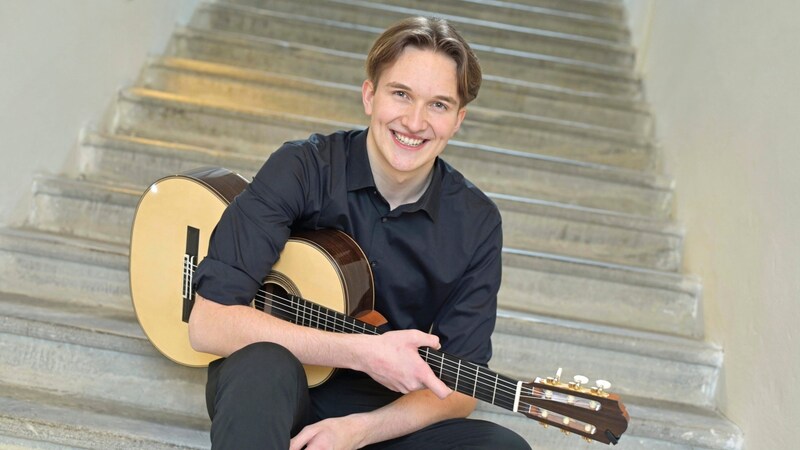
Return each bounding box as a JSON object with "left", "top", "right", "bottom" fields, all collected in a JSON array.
[{"left": 366, "top": 17, "right": 482, "bottom": 108}]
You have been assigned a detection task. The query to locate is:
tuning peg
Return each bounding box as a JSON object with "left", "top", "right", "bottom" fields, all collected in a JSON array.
[
  {"left": 593, "top": 379, "right": 611, "bottom": 394},
  {"left": 572, "top": 375, "right": 588, "bottom": 389},
  {"left": 546, "top": 367, "right": 563, "bottom": 385}
]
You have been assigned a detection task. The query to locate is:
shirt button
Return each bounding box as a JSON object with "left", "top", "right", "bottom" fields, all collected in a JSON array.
[
  {"left": 370, "top": 261, "right": 378, "bottom": 268},
  {"left": 381, "top": 217, "right": 388, "bottom": 223}
]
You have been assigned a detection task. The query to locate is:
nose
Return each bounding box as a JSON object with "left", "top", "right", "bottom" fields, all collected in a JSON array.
[{"left": 402, "top": 102, "right": 427, "bottom": 133}]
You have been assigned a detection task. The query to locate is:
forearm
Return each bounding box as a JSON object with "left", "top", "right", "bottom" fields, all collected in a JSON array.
[
  {"left": 188, "top": 294, "right": 364, "bottom": 368},
  {"left": 351, "top": 390, "right": 478, "bottom": 447}
]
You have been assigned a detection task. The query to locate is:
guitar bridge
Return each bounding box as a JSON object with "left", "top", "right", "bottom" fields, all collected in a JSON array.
[{"left": 182, "top": 226, "right": 200, "bottom": 323}]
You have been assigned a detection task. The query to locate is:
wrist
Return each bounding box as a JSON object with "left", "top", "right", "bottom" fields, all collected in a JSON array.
[{"left": 344, "top": 412, "right": 373, "bottom": 448}]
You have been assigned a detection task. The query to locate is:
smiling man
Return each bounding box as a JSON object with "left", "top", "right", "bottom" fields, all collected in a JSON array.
[{"left": 188, "top": 16, "right": 531, "bottom": 450}]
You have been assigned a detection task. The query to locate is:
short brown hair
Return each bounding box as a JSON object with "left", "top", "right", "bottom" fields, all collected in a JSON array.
[{"left": 366, "top": 17, "right": 482, "bottom": 107}]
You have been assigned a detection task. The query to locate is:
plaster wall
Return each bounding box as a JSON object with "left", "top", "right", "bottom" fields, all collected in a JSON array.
[
  {"left": 0, "top": 0, "right": 200, "bottom": 223},
  {"left": 625, "top": 1, "right": 800, "bottom": 448}
]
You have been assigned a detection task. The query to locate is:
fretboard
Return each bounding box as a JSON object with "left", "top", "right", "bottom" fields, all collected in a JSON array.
[{"left": 279, "top": 292, "right": 520, "bottom": 412}]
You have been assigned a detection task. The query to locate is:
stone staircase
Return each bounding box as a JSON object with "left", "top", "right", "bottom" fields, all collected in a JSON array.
[{"left": 0, "top": 0, "right": 743, "bottom": 448}]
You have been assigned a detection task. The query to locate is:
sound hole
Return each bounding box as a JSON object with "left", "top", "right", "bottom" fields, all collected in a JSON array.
[{"left": 258, "top": 272, "right": 301, "bottom": 324}]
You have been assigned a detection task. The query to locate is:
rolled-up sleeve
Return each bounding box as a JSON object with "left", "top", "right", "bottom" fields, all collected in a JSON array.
[{"left": 194, "top": 143, "right": 320, "bottom": 305}]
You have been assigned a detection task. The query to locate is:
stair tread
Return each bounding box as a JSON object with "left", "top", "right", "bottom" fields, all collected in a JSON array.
[{"left": 0, "top": 383, "right": 208, "bottom": 450}]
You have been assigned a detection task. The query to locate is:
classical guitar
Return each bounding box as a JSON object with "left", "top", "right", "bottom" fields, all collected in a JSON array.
[{"left": 129, "top": 167, "right": 629, "bottom": 445}]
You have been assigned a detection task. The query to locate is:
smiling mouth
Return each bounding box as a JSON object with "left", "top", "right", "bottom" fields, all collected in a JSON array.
[{"left": 392, "top": 131, "right": 426, "bottom": 148}]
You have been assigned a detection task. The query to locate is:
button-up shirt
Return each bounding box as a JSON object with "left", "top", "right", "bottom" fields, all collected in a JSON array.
[{"left": 194, "top": 129, "right": 502, "bottom": 366}]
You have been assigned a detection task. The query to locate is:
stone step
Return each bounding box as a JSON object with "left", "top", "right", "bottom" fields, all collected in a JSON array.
[
  {"left": 0, "top": 228, "right": 130, "bottom": 312},
  {"left": 109, "top": 86, "right": 656, "bottom": 173},
  {"left": 507, "top": 0, "right": 626, "bottom": 22},
  {"left": 491, "top": 310, "right": 722, "bottom": 409},
  {"left": 0, "top": 214, "right": 700, "bottom": 339},
  {"left": 77, "top": 131, "right": 673, "bottom": 220},
  {"left": 208, "top": 0, "right": 636, "bottom": 69},
  {"left": 143, "top": 55, "right": 654, "bottom": 138},
  {"left": 500, "top": 249, "right": 702, "bottom": 339},
  {"left": 222, "top": 0, "right": 631, "bottom": 43},
  {"left": 0, "top": 286, "right": 725, "bottom": 433},
  {"left": 0, "top": 387, "right": 207, "bottom": 449},
  {"left": 168, "top": 26, "right": 642, "bottom": 100},
  {"left": 26, "top": 172, "right": 682, "bottom": 271},
  {"left": 474, "top": 397, "right": 742, "bottom": 449}
]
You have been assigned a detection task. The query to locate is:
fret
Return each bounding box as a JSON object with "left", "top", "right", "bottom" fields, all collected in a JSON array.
[{"left": 455, "top": 359, "right": 461, "bottom": 392}]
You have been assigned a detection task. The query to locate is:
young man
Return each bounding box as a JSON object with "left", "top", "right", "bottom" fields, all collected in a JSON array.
[{"left": 189, "top": 16, "right": 531, "bottom": 450}]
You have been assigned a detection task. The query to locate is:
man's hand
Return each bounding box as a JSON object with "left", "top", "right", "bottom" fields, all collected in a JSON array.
[
  {"left": 289, "top": 416, "right": 367, "bottom": 450},
  {"left": 357, "top": 330, "right": 452, "bottom": 399}
]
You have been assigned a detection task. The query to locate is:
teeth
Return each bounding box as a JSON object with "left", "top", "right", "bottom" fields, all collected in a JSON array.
[{"left": 393, "top": 131, "right": 424, "bottom": 147}]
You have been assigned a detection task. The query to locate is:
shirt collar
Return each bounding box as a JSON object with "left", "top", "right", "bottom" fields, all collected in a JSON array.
[{"left": 347, "top": 128, "right": 443, "bottom": 222}]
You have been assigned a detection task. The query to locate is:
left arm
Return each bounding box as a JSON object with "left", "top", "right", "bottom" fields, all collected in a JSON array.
[{"left": 290, "top": 389, "right": 477, "bottom": 450}]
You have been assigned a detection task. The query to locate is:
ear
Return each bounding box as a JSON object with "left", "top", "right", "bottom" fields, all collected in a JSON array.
[
  {"left": 451, "top": 107, "right": 467, "bottom": 135},
  {"left": 362, "top": 79, "right": 376, "bottom": 115}
]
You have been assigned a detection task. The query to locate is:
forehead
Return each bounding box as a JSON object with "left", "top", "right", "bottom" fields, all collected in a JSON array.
[{"left": 378, "top": 47, "right": 460, "bottom": 101}]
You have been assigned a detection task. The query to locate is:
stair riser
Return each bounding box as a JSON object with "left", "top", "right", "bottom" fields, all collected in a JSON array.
[
  {"left": 109, "top": 90, "right": 347, "bottom": 155},
  {"left": 192, "top": 3, "right": 634, "bottom": 69},
  {"left": 27, "top": 177, "right": 681, "bottom": 271},
  {"left": 491, "top": 0, "right": 625, "bottom": 21},
  {"left": 141, "top": 61, "right": 653, "bottom": 137},
  {"left": 490, "top": 330, "right": 718, "bottom": 408},
  {"left": 0, "top": 331, "right": 207, "bottom": 425},
  {"left": 111, "top": 90, "right": 656, "bottom": 171},
  {"left": 225, "top": 0, "right": 631, "bottom": 43},
  {"left": 472, "top": 409, "right": 694, "bottom": 450},
  {"left": 168, "top": 29, "right": 641, "bottom": 99},
  {"left": 79, "top": 136, "right": 673, "bottom": 219},
  {"left": 500, "top": 264, "right": 701, "bottom": 338},
  {"left": 0, "top": 251, "right": 129, "bottom": 311}
]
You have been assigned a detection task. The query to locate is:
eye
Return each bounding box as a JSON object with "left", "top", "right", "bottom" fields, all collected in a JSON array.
[
  {"left": 432, "top": 101, "right": 449, "bottom": 111},
  {"left": 393, "top": 90, "right": 409, "bottom": 99}
]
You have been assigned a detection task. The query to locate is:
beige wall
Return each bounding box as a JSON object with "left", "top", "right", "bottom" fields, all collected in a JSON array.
[
  {"left": 626, "top": 1, "right": 800, "bottom": 448},
  {"left": 0, "top": 0, "right": 199, "bottom": 224}
]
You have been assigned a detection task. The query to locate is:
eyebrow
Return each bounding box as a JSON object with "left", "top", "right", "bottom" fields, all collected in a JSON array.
[{"left": 385, "top": 82, "right": 459, "bottom": 107}]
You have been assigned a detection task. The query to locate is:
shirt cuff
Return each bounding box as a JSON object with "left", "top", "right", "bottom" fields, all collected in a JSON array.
[{"left": 194, "top": 258, "right": 261, "bottom": 306}]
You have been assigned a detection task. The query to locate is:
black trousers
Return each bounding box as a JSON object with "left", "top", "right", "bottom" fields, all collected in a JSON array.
[{"left": 206, "top": 342, "right": 532, "bottom": 450}]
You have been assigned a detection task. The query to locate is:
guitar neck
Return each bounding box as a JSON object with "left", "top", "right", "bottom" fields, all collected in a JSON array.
[{"left": 281, "top": 293, "right": 521, "bottom": 413}]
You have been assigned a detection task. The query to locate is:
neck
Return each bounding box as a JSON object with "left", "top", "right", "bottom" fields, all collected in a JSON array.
[{"left": 368, "top": 157, "right": 435, "bottom": 211}]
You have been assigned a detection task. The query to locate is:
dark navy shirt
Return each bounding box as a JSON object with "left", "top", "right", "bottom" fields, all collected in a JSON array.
[{"left": 194, "top": 129, "right": 502, "bottom": 366}]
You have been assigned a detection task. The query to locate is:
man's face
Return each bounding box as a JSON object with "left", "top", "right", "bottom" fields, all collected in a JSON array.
[{"left": 362, "top": 46, "right": 467, "bottom": 184}]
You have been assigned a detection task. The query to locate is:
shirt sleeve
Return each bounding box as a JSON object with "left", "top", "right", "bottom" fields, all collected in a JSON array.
[
  {"left": 194, "top": 142, "right": 321, "bottom": 305},
  {"left": 432, "top": 213, "right": 503, "bottom": 367}
]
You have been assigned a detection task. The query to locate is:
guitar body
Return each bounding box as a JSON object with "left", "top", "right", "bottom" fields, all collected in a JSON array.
[{"left": 129, "top": 167, "right": 374, "bottom": 386}]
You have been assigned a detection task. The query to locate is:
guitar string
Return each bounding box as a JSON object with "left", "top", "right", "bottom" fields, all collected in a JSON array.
[
  {"left": 184, "top": 262, "right": 519, "bottom": 395},
  {"left": 248, "top": 290, "right": 539, "bottom": 406},
  {"left": 186, "top": 266, "right": 555, "bottom": 409}
]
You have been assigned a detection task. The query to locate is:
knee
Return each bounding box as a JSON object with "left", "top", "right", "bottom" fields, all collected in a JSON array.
[{"left": 220, "top": 342, "right": 307, "bottom": 389}]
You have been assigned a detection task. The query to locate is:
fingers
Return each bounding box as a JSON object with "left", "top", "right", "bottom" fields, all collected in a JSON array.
[{"left": 421, "top": 369, "right": 453, "bottom": 399}]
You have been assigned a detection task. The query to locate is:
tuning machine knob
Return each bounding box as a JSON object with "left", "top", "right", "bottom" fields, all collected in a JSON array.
[
  {"left": 569, "top": 375, "right": 588, "bottom": 390},
  {"left": 592, "top": 379, "right": 611, "bottom": 395},
  {"left": 546, "top": 367, "right": 563, "bottom": 385}
]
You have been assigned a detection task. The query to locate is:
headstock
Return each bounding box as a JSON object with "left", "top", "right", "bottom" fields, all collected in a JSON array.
[{"left": 518, "top": 368, "right": 629, "bottom": 445}]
